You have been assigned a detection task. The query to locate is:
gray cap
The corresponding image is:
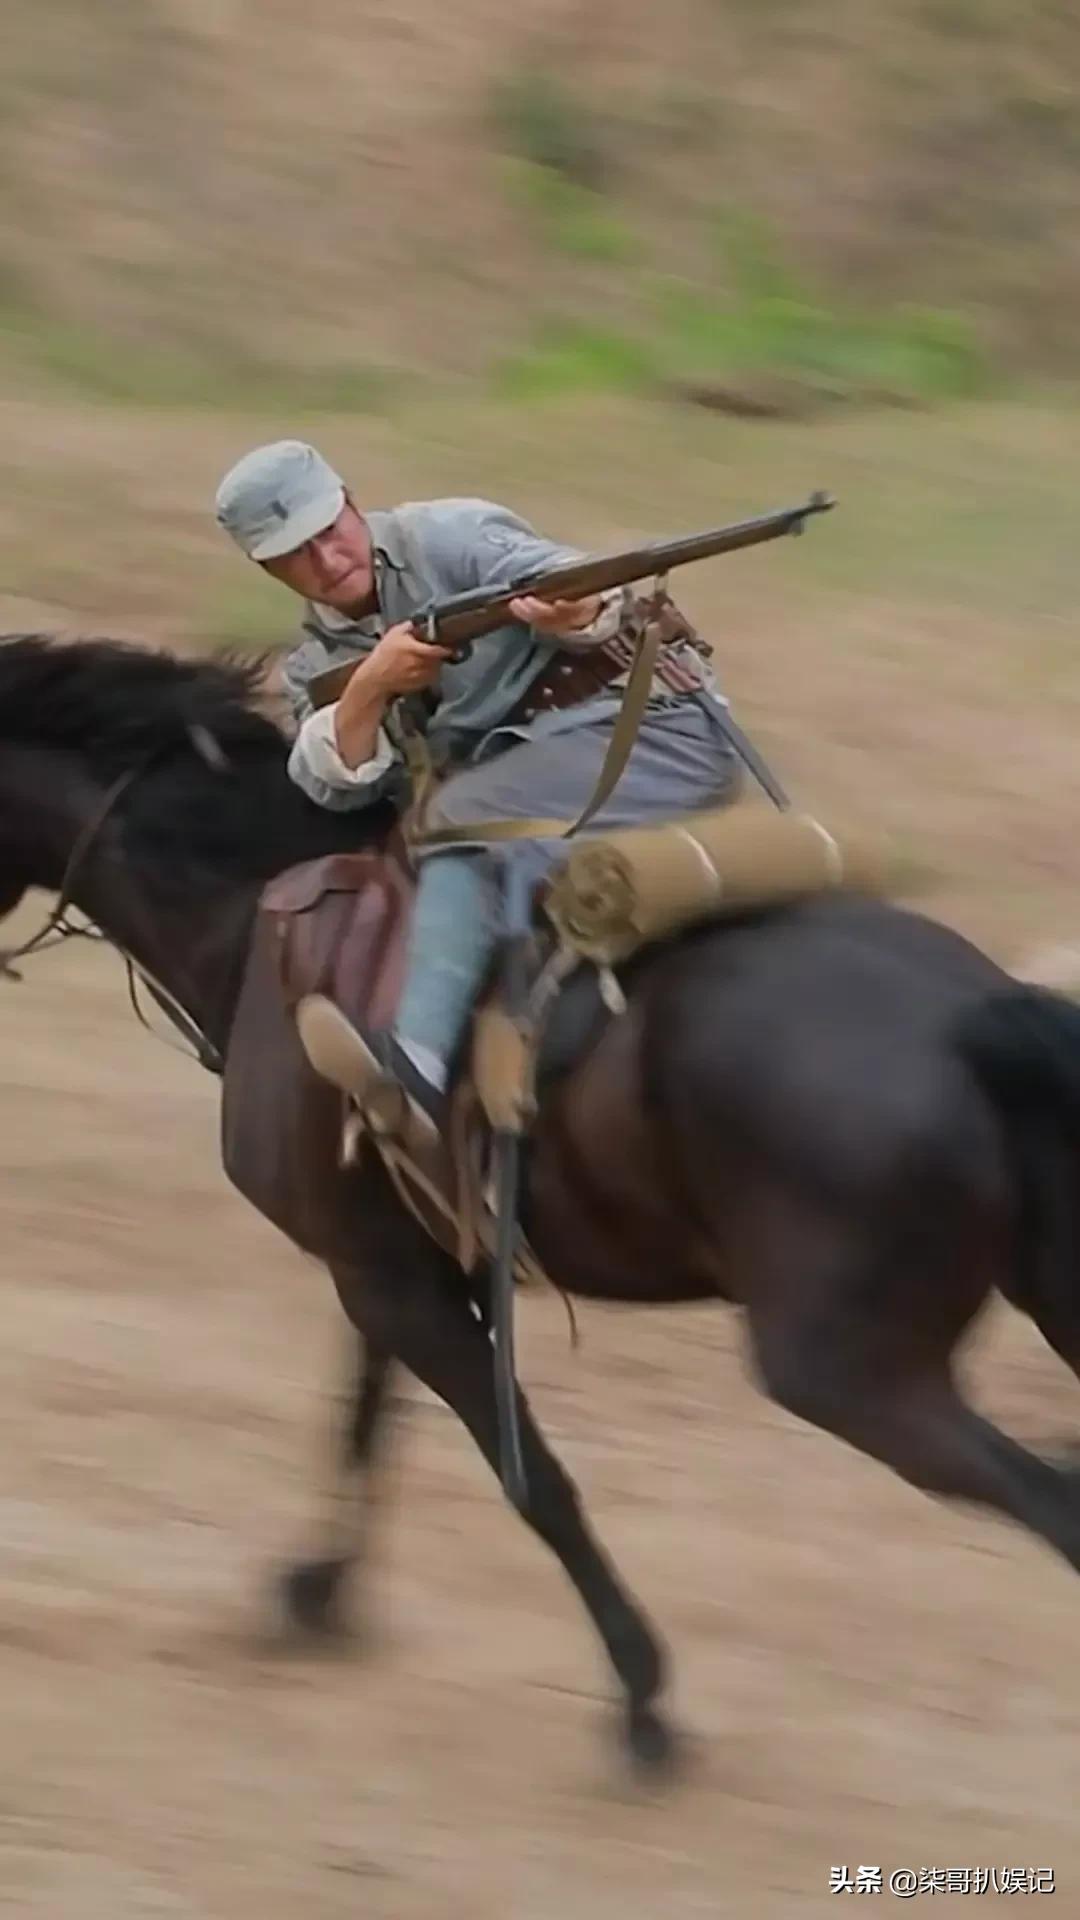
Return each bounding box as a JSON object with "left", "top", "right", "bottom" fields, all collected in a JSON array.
[{"left": 214, "top": 439, "right": 346, "bottom": 561}]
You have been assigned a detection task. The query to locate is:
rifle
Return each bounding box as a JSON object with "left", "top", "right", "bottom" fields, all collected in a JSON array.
[{"left": 305, "top": 490, "right": 835, "bottom": 710}]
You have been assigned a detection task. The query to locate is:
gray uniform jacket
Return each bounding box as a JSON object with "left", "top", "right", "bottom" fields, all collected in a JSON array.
[{"left": 282, "top": 496, "right": 727, "bottom": 815}]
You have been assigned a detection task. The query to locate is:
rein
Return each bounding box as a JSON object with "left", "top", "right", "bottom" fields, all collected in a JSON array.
[
  {"left": 0, "top": 756, "right": 224, "bottom": 1076},
  {"left": 0, "top": 766, "right": 140, "bottom": 978}
]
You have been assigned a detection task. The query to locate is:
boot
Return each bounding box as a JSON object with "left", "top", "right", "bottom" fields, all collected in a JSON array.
[{"left": 295, "top": 995, "right": 446, "bottom": 1156}]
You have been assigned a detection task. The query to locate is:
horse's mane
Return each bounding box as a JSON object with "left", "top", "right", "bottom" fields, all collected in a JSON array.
[
  {"left": 0, "top": 634, "right": 380, "bottom": 884},
  {"left": 0, "top": 633, "right": 286, "bottom": 767}
]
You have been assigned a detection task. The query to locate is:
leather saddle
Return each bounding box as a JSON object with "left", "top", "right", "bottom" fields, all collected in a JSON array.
[{"left": 258, "top": 846, "right": 612, "bottom": 1276}]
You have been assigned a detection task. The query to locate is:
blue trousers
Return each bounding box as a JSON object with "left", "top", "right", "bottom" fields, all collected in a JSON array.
[{"left": 394, "top": 697, "right": 739, "bottom": 1081}]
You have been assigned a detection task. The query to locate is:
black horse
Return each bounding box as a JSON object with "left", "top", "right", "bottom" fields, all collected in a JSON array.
[{"left": 2, "top": 632, "right": 1078, "bottom": 1770}]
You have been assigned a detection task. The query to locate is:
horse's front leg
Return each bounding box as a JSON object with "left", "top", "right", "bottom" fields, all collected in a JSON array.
[
  {"left": 350, "top": 1248, "right": 675, "bottom": 1771},
  {"left": 279, "top": 1305, "right": 397, "bottom": 1641}
]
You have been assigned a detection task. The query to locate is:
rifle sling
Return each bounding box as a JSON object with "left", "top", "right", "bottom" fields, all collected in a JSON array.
[{"left": 407, "top": 617, "right": 663, "bottom": 848}]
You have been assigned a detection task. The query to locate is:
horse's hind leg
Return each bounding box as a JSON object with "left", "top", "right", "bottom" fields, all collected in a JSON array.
[
  {"left": 750, "top": 1251, "right": 1080, "bottom": 1577},
  {"left": 280, "top": 1312, "right": 396, "bottom": 1640}
]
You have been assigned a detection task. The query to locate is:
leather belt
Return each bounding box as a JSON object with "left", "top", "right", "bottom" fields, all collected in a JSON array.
[
  {"left": 502, "top": 598, "right": 708, "bottom": 731},
  {"left": 501, "top": 646, "right": 627, "bottom": 729}
]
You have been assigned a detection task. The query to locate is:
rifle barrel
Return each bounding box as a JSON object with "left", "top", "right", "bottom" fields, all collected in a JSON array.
[{"left": 305, "top": 491, "right": 834, "bottom": 710}]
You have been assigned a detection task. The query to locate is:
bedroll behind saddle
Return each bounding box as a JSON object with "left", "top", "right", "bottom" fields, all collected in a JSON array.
[{"left": 545, "top": 802, "right": 888, "bottom": 965}]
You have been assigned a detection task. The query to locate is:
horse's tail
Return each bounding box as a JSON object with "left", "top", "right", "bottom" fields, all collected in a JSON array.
[{"left": 953, "top": 985, "right": 1080, "bottom": 1326}]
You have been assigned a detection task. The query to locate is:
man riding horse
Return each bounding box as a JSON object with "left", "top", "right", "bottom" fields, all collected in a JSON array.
[
  {"left": 214, "top": 439, "right": 741, "bottom": 1142},
  {"left": 10, "top": 459, "right": 1080, "bottom": 1770}
]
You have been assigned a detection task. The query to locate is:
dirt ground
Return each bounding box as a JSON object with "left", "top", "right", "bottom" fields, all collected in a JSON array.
[{"left": 1, "top": 900, "right": 1080, "bottom": 1919}]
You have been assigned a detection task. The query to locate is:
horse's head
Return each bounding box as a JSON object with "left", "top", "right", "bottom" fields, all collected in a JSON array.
[
  {"left": 0, "top": 632, "right": 383, "bottom": 1013},
  {"left": 0, "top": 736, "right": 61, "bottom": 925},
  {"left": 0, "top": 635, "right": 270, "bottom": 948}
]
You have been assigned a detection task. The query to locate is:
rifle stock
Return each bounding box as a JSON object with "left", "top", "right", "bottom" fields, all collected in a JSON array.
[{"left": 304, "top": 490, "right": 834, "bottom": 711}]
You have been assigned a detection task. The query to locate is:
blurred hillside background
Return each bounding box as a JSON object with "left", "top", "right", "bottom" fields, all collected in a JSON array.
[
  {"left": 3, "top": 0, "right": 1080, "bottom": 958},
  {"left": 7, "top": 0, "right": 1080, "bottom": 398}
]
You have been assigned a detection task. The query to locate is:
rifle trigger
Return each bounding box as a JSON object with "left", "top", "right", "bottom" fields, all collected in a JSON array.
[{"left": 418, "top": 600, "right": 472, "bottom": 662}]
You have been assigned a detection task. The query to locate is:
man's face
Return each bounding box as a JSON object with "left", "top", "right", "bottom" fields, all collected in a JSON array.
[{"left": 261, "top": 500, "right": 376, "bottom": 614}]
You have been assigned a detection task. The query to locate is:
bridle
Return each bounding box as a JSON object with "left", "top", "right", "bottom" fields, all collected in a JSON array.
[
  {"left": 0, "top": 764, "right": 137, "bottom": 978},
  {"left": 0, "top": 756, "right": 224, "bottom": 1076}
]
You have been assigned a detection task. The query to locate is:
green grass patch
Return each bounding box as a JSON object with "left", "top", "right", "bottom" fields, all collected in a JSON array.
[
  {"left": 492, "top": 207, "right": 993, "bottom": 409},
  {"left": 655, "top": 281, "right": 991, "bottom": 400},
  {"left": 494, "top": 321, "right": 657, "bottom": 401},
  {"left": 0, "top": 302, "right": 398, "bottom": 413},
  {"left": 501, "top": 160, "right": 637, "bottom": 262},
  {"left": 495, "top": 292, "right": 990, "bottom": 408},
  {"left": 660, "top": 213, "right": 993, "bottom": 402}
]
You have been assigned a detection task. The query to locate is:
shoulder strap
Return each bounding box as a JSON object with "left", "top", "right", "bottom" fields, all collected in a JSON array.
[{"left": 409, "top": 614, "right": 663, "bottom": 848}]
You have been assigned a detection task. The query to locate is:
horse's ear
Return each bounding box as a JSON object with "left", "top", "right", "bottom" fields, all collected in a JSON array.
[{"left": 188, "top": 724, "right": 231, "bottom": 773}]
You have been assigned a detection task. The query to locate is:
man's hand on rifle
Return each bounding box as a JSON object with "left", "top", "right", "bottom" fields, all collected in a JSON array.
[
  {"left": 332, "top": 622, "right": 452, "bottom": 769},
  {"left": 365, "top": 621, "right": 453, "bottom": 694},
  {"left": 510, "top": 593, "right": 603, "bottom": 635}
]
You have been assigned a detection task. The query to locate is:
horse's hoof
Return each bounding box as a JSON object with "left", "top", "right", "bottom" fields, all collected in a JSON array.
[
  {"left": 625, "top": 1702, "right": 678, "bottom": 1775},
  {"left": 277, "top": 1556, "right": 351, "bottom": 1641}
]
